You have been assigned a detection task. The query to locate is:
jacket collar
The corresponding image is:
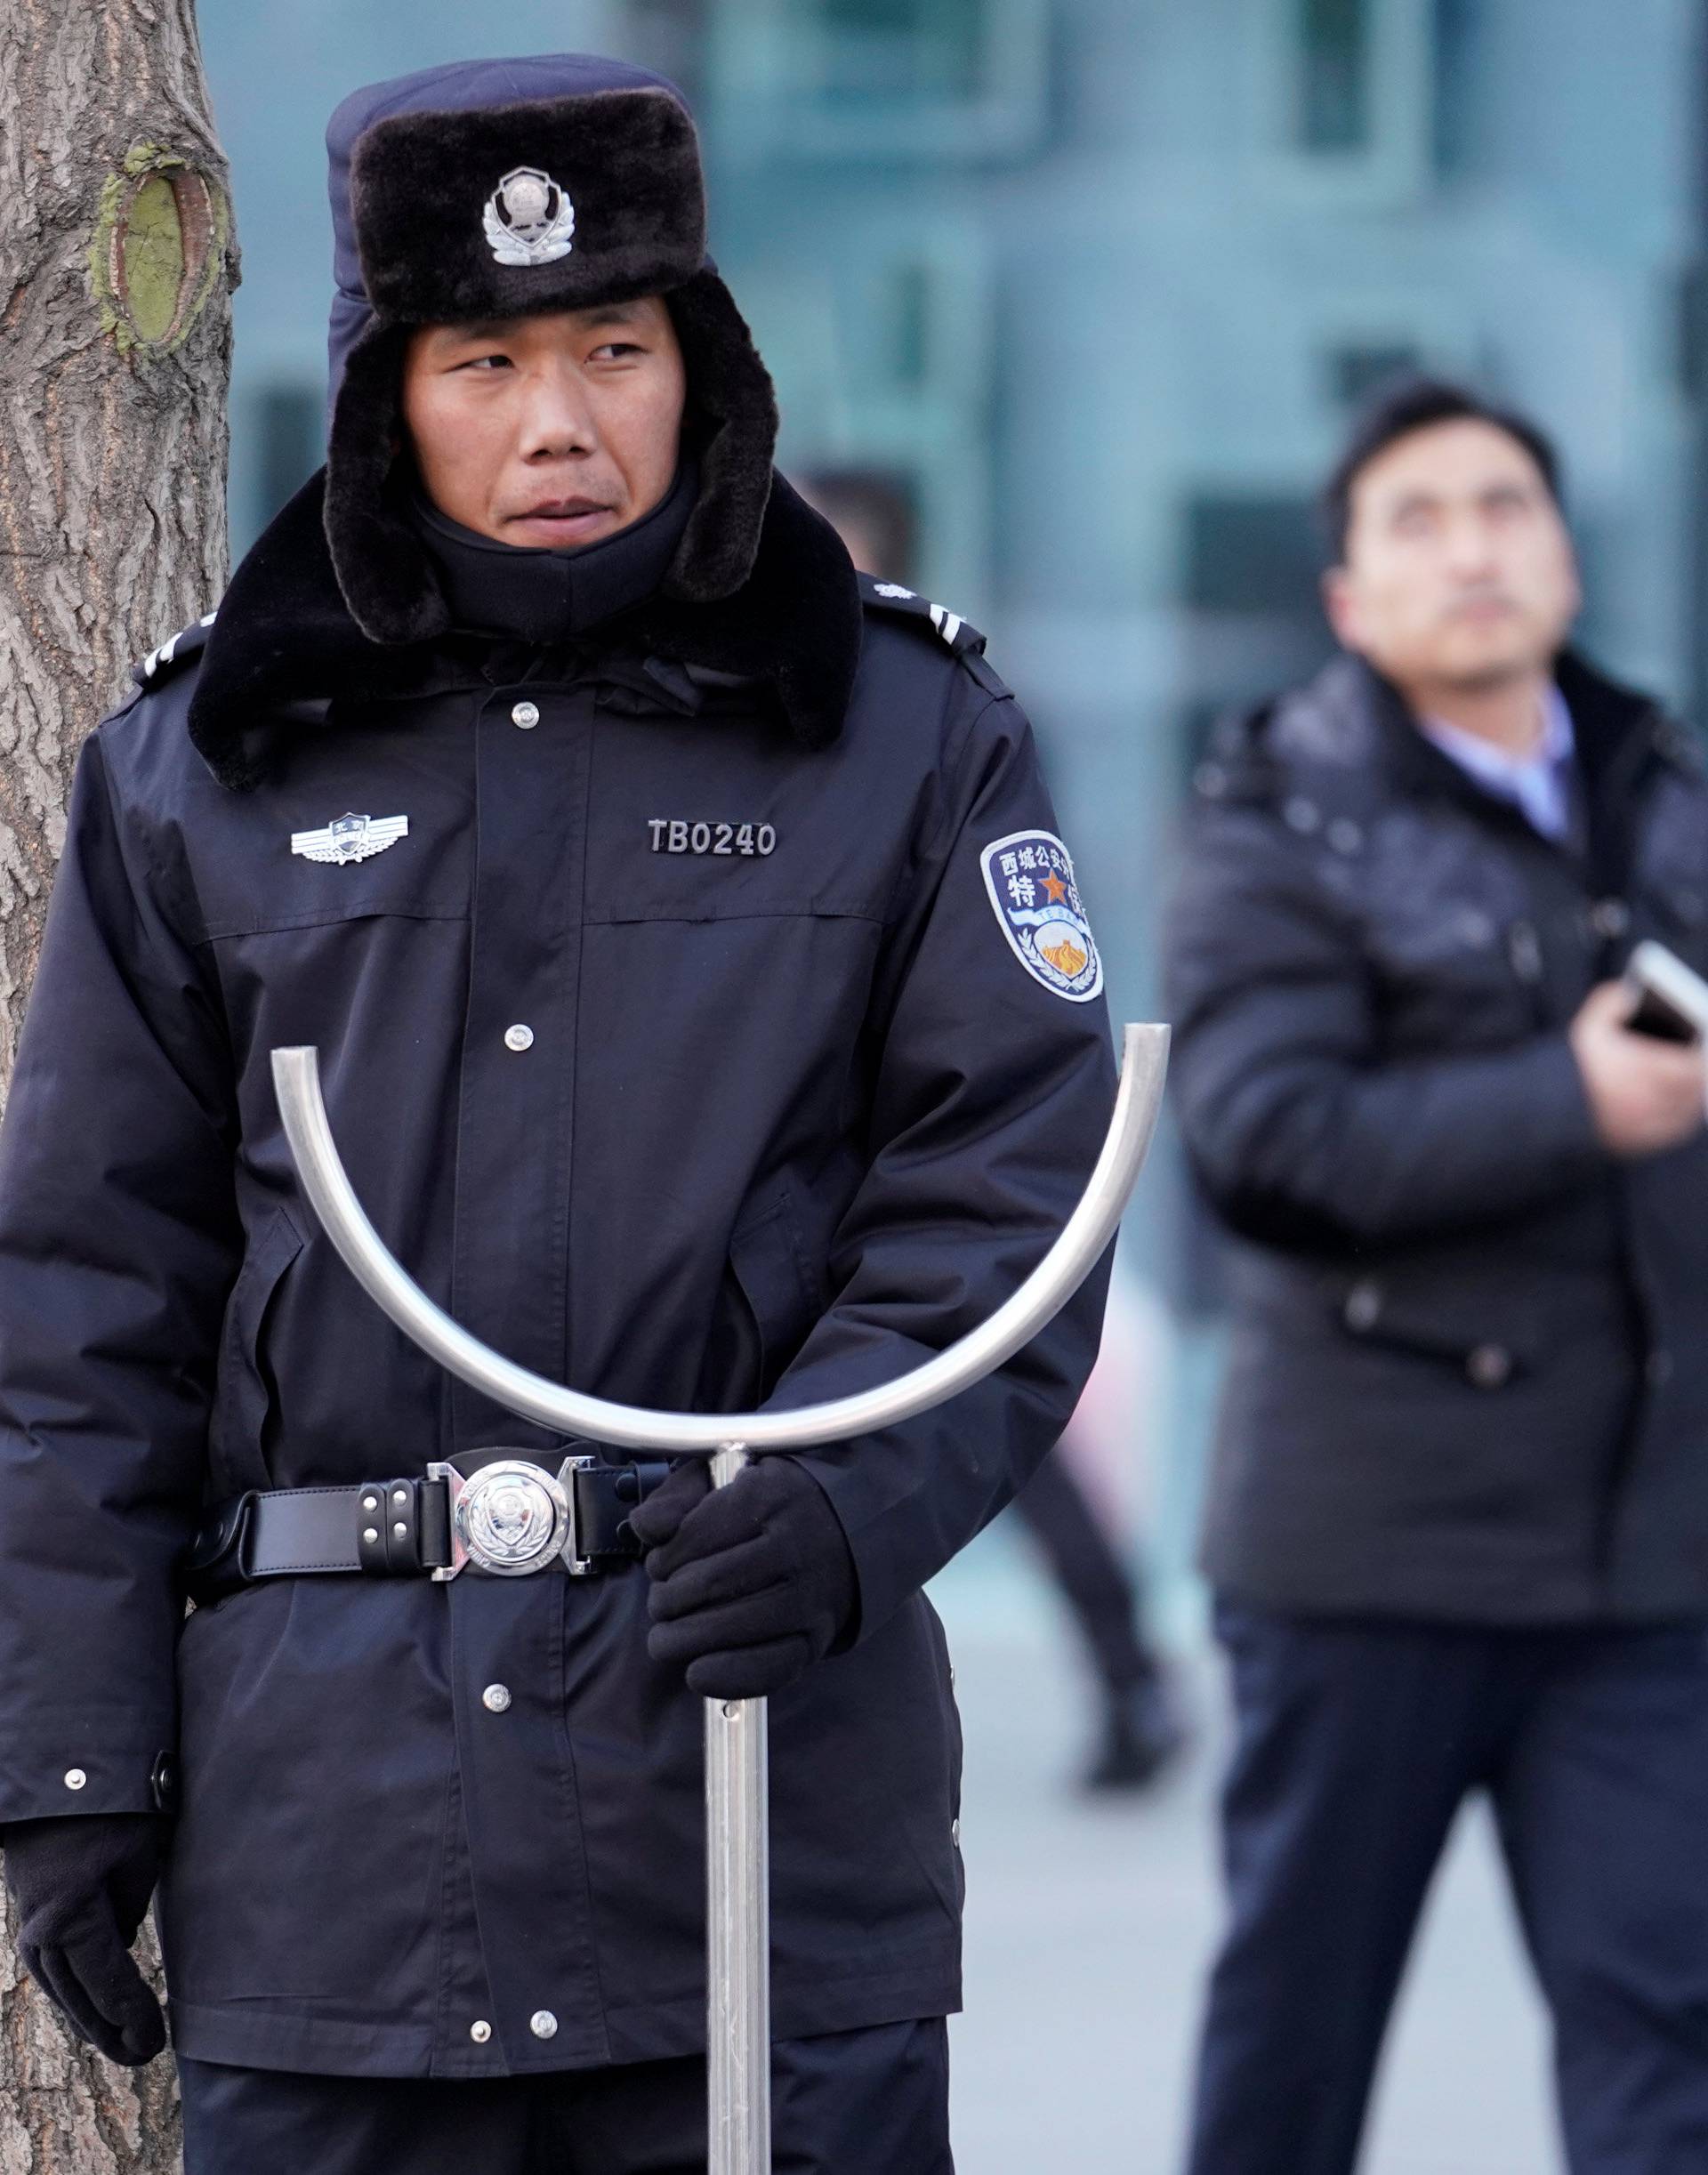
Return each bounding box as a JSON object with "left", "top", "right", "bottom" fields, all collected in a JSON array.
[
  {"left": 188, "top": 466, "right": 861, "bottom": 792},
  {"left": 1249, "top": 648, "right": 1678, "bottom": 810},
  {"left": 1247, "top": 648, "right": 1686, "bottom": 896},
  {"left": 1347, "top": 648, "right": 1666, "bottom": 805}
]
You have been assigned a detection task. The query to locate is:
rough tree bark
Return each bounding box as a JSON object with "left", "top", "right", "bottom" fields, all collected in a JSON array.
[{"left": 0, "top": 3, "right": 238, "bottom": 2169}]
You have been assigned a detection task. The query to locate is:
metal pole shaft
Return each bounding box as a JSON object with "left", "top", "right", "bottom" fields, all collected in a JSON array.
[{"left": 705, "top": 1442, "right": 770, "bottom": 2175}]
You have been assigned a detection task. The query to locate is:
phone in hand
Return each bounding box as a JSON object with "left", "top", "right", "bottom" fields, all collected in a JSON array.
[{"left": 1623, "top": 939, "right": 1708, "bottom": 1045}]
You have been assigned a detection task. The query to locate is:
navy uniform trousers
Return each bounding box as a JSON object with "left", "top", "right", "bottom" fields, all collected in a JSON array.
[
  {"left": 1186, "top": 1606, "right": 1708, "bottom": 2175},
  {"left": 179, "top": 2019, "right": 951, "bottom": 2174}
]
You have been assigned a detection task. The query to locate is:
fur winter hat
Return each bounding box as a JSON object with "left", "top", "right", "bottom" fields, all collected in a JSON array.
[{"left": 322, "top": 55, "right": 778, "bottom": 643}]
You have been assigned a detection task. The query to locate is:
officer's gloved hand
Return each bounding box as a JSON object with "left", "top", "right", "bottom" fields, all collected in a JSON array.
[
  {"left": 630, "top": 1457, "right": 858, "bottom": 1699},
  {"left": 3, "top": 1814, "right": 168, "bottom": 2065}
]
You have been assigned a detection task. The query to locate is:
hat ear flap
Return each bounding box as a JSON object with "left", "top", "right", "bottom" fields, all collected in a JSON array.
[
  {"left": 664, "top": 271, "right": 779, "bottom": 604},
  {"left": 323, "top": 319, "right": 451, "bottom": 645}
]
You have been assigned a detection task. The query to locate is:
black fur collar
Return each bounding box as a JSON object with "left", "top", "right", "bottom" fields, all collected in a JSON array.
[{"left": 188, "top": 466, "right": 862, "bottom": 792}]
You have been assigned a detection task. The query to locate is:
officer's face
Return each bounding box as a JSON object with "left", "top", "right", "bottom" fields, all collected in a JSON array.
[
  {"left": 402, "top": 298, "right": 687, "bottom": 550},
  {"left": 1324, "top": 419, "right": 1581, "bottom": 701}
]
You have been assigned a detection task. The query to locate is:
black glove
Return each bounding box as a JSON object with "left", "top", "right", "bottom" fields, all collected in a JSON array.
[
  {"left": 3, "top": 1814, "right": 168, "bottom": 2065},
  {"left": 630, "top": 1457, "right": 859, "bottom": 1699}
]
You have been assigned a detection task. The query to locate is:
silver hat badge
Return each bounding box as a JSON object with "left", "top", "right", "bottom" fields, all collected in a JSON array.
[
  {"left": 482, "top": 166, "right": 576, "bottom": 268},
  {"left": 290, "top": 813, "right": 409, "bottom": 866}
]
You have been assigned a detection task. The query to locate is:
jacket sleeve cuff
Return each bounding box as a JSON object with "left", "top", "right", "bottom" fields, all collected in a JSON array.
[
  {"left": 0, "top": 1731, "right": 178, "bottom": 1823},
  {"left": 1522, "top": 1029, "right": 1606, "bottom": 1173},
  {"left": 789, "top": 1448, "right": 889, "bottom": 1644}
]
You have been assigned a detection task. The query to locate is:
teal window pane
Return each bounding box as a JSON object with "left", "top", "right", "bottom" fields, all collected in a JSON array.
[
  {"left": 883, "top": 263, "right": 932, "bottom": 388},
  {"left": 1298, "top": 0, "right": 1371, "bottom": 151},
  {"left": 255, "top": 384, "right": 320, "bottom": 533},
  {"left": 1328, "top": 343, "right": 1422, "bottom": 408},
  {"left": 1183, "top": 497, "right": 1323, "bottom": 613},
  {"left": 810, "top": 0, "right": 986, "bottom": 105}
]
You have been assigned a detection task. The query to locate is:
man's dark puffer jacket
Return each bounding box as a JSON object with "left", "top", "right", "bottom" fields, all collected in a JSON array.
[{"left": 1165, "top": 648, "right": 1708, "bottom": 1624}]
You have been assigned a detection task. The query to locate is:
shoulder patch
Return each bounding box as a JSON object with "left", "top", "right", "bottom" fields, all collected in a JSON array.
[
  {"left": 131, "top": 611, "right": 217, "bottom": 692},
  {"left": 980, "top": 828, "right": 1103, "bottom": 1003},
  {"left": 858, "top": 573, "right": 987, "bottom": 660}
]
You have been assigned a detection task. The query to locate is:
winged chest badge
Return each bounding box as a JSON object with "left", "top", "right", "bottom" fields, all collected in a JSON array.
[{"left": 290, "top": 813, "right": 410, "bottom": 866}]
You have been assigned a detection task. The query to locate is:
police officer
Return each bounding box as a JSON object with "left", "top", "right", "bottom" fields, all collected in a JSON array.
[
  {"left": 1167, "top": 377, "right": 1708, "bottom": 2173},
  {"left": 0, "top": 56, "right": 1113, "bottom": 2174}
]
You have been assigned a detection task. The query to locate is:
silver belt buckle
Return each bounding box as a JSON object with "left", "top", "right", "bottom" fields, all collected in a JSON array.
[{"left": 428, "top": 1454, "right": 598, "bottom": 1582}]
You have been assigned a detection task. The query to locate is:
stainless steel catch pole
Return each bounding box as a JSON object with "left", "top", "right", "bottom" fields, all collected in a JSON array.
[
  {"left": 272, "top": 1022, "right": 1169, "bottom": 2175},
  {"left": 705, "top": 1442, "right": 769, "bottom": 2175}
]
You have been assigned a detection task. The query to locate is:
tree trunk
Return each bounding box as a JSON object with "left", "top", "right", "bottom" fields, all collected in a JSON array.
[{"left": 0, "top": 3, "right": 237, "bottom": 2168}]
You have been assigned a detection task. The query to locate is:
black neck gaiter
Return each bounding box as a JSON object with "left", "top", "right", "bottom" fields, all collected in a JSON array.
[{"left": 410, "top": 456, "right": 697, "bottom": 645}]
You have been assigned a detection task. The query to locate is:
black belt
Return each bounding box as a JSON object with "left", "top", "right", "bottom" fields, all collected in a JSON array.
[{"left": 186, "top": 1446, "right": 669, "bottom": 1607}]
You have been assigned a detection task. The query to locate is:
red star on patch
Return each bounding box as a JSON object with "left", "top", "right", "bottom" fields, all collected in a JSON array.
[{"left": 1039, "top": 870, "right": 1068, "bottom": 905}]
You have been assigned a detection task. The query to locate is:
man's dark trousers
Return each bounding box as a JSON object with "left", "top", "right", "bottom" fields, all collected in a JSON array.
[
  {"left": 179, "top": 2018, "right": 950, "bottom": 2174},
  {"left": 1186, "top": 1606, "right": 1708, "bottom": 2175}
]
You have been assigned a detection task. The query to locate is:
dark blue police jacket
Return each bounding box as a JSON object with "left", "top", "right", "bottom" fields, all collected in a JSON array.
[{"left": 0, "top": 472, "right": 1114, "bottom": 2077}]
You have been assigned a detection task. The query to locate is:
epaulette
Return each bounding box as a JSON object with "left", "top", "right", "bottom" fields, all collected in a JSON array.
[
  {"left": 131, "top": 611, "right": 218, "bottom": 692},
  {"left": 858, "top": 573, "right": 987, "bottom": 660}
]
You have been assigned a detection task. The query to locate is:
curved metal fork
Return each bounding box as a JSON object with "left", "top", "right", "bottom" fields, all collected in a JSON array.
[{"left": 269, "top": 1021, "right": 1169, "bottom": 1457}]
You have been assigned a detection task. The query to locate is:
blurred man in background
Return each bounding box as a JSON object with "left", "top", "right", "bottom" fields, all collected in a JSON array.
[
  {"left": 802, "top": 467, "right": 1185, "bottom": 1793},
  {"left": 1166, "top": 379, "right": 1708, "bottom": 2173}
]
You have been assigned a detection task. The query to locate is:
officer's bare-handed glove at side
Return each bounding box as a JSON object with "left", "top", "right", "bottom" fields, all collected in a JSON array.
[
  {"left": 2, "top": 1813, "right": 167, "bottom": 2064},
  {"left": 631, "top": 1458, "right": 858, "bottom": 1699}
]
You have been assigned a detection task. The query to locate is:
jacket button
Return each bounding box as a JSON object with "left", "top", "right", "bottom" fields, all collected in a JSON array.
[
  {"left": 470, "top": 2020, "right": 492, "bottom": 2044},
  {"left": 1467, "top": 1344, "right": 1512, "bottom": 1390},
  {"left": 511, "top": 701, "right": 540, "bottom": 729},
  {"left": 1648, "top": 1349, "right": 1675, "bottom": 1389},
  {"left": 951, "top": 1819, "right": 961, "bottom": 1848},
  {"left": 482, "top": 1684, "right": 512, "bottom": 1713},
  {"left": 1590, "top": 898, "right": 1630, "bottom": 939},
  {"left": 1508, "top": 922, "right": 1543, "bottom": 982},
  {"left": 530, "top": 2010, "right": 559, "bottom": 2039},
  {"left": 1343, "top": 1281, "right": 1382, "bottom": 1332},
  {"left": 63, "top": 1768, "right": 86, "bottom": 1791},
  {"left": 504, "top": 1024, "right": 535, "bottom": 1052},
  {"left": 150, "top": 1751, "right": 178, "bottom": 1814}
]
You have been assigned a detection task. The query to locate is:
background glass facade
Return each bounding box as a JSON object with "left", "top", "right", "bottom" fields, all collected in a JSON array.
[{"left": 199, "top": 0, "right": 1708, "bottom": 1627}]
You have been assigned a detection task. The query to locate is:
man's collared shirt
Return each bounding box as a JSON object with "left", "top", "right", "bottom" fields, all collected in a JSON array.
[{"left": 1417, "top": 682, "right": 1576, "bottom": 843}]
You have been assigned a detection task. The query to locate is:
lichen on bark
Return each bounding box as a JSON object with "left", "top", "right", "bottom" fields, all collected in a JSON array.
[{"left": 90, "top": 143, "right": 231, "bottom": 358}]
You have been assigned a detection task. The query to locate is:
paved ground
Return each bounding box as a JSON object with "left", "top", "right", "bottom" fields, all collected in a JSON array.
[{"left": 934, "top": 1552, "right": 1559, "bottom": 2173}]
